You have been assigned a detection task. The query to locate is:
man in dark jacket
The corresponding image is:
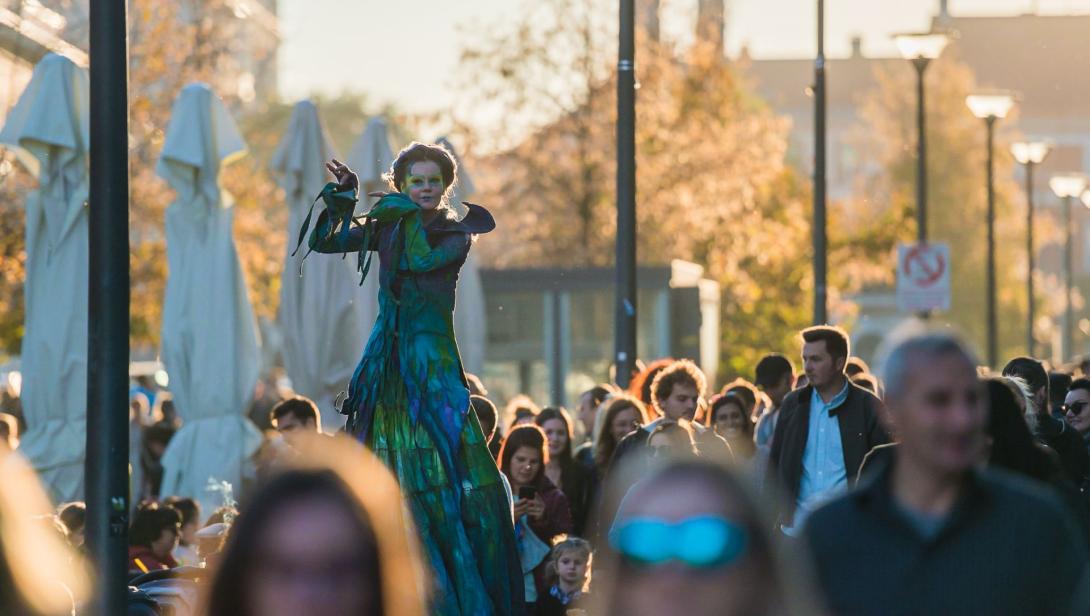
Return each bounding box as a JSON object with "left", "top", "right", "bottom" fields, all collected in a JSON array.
[
  {"left": 767, "top": 325, "right": 889, "bottom": 534},
  {"left": 804, "top": 333, "right": 1090, "bottom": 615},
  {"left": 1004, "top": 357, "right": 1089, "bottom": 485}
]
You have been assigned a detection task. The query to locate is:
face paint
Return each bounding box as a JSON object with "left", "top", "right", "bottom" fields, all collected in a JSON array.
[
  {"left": 402, "top": 161, "right": 446, "bottom": 210},
  {"left": 402, "top": 164, "right": 445, "bottom": 194}
]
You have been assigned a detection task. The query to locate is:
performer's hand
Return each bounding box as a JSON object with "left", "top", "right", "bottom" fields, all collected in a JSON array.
[{"left": 325, "top": 158, "right": 359, "bottom": 192}]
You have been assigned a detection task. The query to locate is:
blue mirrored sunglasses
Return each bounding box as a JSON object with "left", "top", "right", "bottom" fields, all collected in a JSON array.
[{"left": 608, "top": 515, "right": 747, "bottom": 568}]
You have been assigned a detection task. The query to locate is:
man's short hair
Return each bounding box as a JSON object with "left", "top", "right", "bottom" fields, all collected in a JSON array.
[
  {"left": 754, "top": 354, "right": 794, "bottom": 389},
  {"left": 801, "top": 325, "right": 851, "bottom": 362},
  {"left": 129, "top": 502, "right": 181, "bottom": 548},
  {"left": 1069, "top": 378, "right": 1090, "bottom": 396},
  {"left": 1002, "top": 357, "right": 1049, "bottom": 401},
  {"left": 270, "top": 396, "right": 320, "bottom": 428},
  {"left": 470, "top": 395, "right": 498, "bottom": 440},
  {"left": 882, "top": 333, "right": 977, "bottom": 401},
  {"left": 650, "top": 360, "right": 707, "bottom": 411}
]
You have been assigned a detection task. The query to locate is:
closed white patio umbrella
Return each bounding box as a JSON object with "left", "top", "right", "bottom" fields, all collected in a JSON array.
[
  {"left": 0, "top": 53, "right": 89, "bottom": 502},
  {"left": 271, "top": 101, "right": 365, "bottom": 431},
  {"left": 344, "top": 117, "right": 394, "bottom": 332},
  {"left": 157, "top": 83, "right": 261, "bottom": 513},
  {"left": 436, "top": 137, "right": 486, "bottom": 376}
]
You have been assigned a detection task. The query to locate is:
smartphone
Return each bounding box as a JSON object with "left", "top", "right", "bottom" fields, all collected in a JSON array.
[{"left": 518, "top": 486, "right": 537, "bottom": 501}]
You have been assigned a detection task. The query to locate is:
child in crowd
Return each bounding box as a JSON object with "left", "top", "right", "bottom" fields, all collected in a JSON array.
[{"left": 536, "top": 536, "right": 592, "bottom": 616}]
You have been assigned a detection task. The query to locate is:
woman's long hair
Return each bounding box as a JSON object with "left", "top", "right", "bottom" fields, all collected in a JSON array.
[
  {"left": 202, "top": 435, "right": 427, "bottom": 616},
  {"left": 499, "top": 424, "right": 549, "bottom": 487},
  {"left": 629, "top": 359, "right": 675, "bottom": 416},
  {"left": 985, "top": 378, "right": 1062, "bottom": 483},
  {"left": 593, "top": 394, "right": 649, "bottom": 475},
  {"left": 707, "top": 392, "right": 754, "bottom": 437},
  {"left": 535, "top": 407, "right": 575, "bottom": 465}
]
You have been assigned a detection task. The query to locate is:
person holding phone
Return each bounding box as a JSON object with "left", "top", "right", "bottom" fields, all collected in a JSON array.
[
  {"left": 500, "top": 425, "right": 574, "bottom": 607},
  {"left": 501, "top": 425, "right": 574, "bottom": 543}
]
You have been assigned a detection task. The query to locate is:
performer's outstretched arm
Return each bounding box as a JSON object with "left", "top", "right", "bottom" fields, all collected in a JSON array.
[
  {"left": 307, "top": 207, "right": 374, "bottom": 254},
  {"left": 403, "top": 212, "right": 470, "bottom": 272},
  {"left": 306, "top": 158, "right": 373, "bottom": 255}
]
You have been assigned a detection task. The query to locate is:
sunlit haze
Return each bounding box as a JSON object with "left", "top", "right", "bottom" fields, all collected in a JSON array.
[{"left": 278, "top": 0, "right": 1083, "bottom": 113}]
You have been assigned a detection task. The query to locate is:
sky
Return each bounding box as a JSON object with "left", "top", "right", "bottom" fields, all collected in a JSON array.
[{"left": 278, "top": 0, "right": 1089, "bottom": 114}]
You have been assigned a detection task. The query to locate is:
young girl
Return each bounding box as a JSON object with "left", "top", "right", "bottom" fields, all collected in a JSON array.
[{"left": 536, "top": 536, "right": 592, "bottom": 616}]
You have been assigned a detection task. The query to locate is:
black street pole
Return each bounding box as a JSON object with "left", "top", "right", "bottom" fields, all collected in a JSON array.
[
  {"left": 615, "top": 0, "right": 637, "bottom": 388},
  {"left": 914, "top": 58, "right": 930, "bottom": 244},
  {"left": 1025, "top": 161, "right": 1036, "bottom": 356},
  {"left": 813, "top": 0, "right": 827, "bottom": 325},
  {"left": 1065, "top": 195, "right": 1074, "bottom": 362},
  {"left": 912, "top": 58, "right": 932, "bottom": 321},
  {"left": 87, "top": 0, "right": 130, "bottom": 613},
  {"left": 985, "top": 116, "right": 998, "bottom": 368}
]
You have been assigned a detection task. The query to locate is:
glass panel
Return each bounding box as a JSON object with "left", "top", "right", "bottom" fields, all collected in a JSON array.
[{"left": 483, "top": 290, "right": 548, "bottom": 410}]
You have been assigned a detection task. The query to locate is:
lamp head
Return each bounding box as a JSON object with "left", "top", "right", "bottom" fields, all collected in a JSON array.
[
  {"left": 1050, "top": 174, "right": 1088, "bottom": 199},
  {"left": 966, "top": 92, "right": 1016, "bottom": 120},
  {"left": 893, "top": 32, "right": 950, "bottom": 61},
  {"left": 1011, "top": 141, "right": 1052, "bottom": 165}
]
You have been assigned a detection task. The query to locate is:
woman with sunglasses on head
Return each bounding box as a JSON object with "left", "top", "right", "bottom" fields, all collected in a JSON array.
[{"left": 592, "top": 457, "right": 819, "bottom": 616}]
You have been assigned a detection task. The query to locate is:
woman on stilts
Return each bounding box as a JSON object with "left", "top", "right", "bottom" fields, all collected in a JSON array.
[{"left": 299, "top": 143, "right": 524, "bottom": 615}]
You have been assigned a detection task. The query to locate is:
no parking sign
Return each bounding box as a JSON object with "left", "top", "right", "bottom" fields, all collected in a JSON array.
[{"left": 897, "top": 243, "right": 950, "bottom": 313}]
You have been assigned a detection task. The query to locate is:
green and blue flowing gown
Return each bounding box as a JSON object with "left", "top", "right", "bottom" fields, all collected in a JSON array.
[{"left": 302, "top": 185, "right": 525, "bottom": 616}]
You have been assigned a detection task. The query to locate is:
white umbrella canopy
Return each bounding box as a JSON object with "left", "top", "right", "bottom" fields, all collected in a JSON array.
[
  {"left": 271, "top": 101, "right": 365, "bottom": 431},
  {"left": 156, "top": 83, "right": 261, "bottom": 513},
  {"left": 0, "top": 53, "right": 89, "bottom": 502},
  {"left": 344, "top": 117, "right": 394, "bottom": 332},
  {"left": 436, "top": 137, "right": 487, "bottom": 376}
]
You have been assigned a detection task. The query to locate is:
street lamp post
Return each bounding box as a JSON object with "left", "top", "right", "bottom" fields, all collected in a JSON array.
[
  {"left": 1011, "top": 141, "right": 1051, "bottom": 356},
  {"left": 615, "top": 0, "right": 637, "bottom": 388},
  {"left": 894, "top": 32, "right": 949, "bottom": 245},
  {"left": 88, "top": 0, "right": 131, "bottom": 613},
  {"left": 967, "top": 92, "right": 1015, "bottom": 369},
  {"left": 1050, "top": 174, "right": 1088, "bottom": 362},
  {"left": 813, "top": 0, "right": 827, "bottom": 325}
]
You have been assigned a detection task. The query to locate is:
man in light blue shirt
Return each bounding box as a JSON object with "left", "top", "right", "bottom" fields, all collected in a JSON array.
[
  {"left": 786, "top": 378, "right": 850, "bottom": 534},
  {"left": 767, "top": 326, "right": 890, "bottom": 535}
]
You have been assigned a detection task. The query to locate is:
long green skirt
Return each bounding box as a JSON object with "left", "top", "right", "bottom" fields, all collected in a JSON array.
[{"left": 367, "top": 388, "right": 524, "bottom": 615}]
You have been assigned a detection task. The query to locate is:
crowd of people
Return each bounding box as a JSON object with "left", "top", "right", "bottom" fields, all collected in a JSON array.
[{"left": 5, "top": 325, "right": 1090, "bottom": 614}]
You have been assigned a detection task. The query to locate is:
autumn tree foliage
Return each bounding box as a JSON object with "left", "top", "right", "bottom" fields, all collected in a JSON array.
[{"left": 454, "top": 0, "right": 814, "bottom": 379}]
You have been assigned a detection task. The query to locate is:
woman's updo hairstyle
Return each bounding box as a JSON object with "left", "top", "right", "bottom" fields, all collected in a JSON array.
[{"left": 383, "top": 142, "right": 458, "bottom": 197}]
